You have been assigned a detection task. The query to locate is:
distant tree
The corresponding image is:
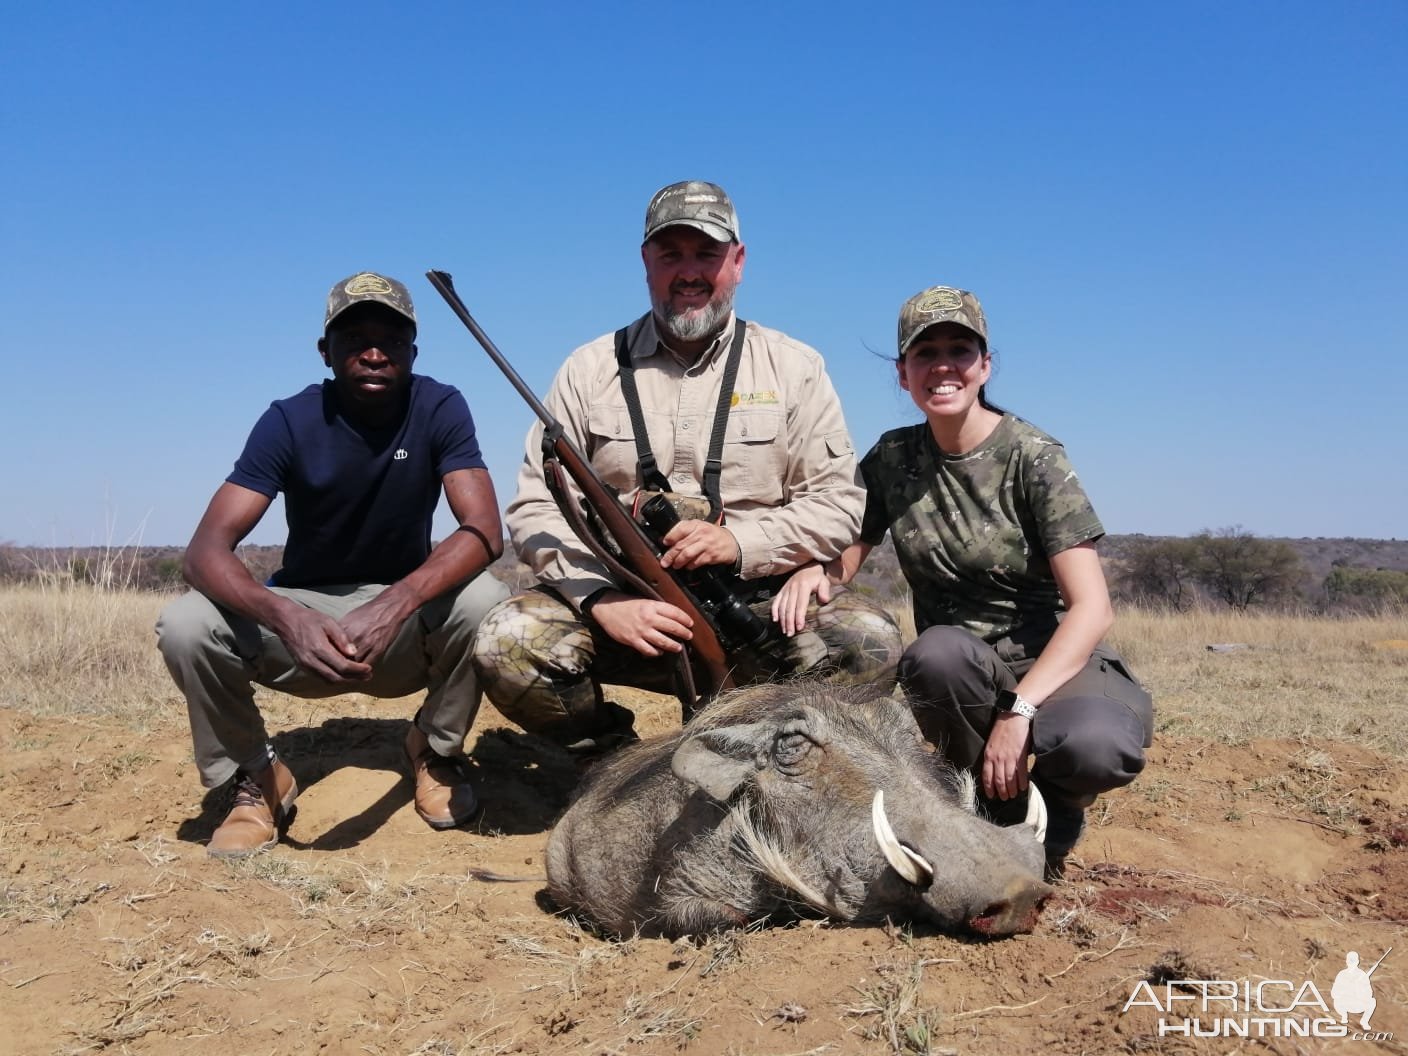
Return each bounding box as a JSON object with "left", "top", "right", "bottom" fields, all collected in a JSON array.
[
  {"left": 1192, "top": 526, "right": 1305, "bottom": 610},
  {"left": 1324, "top": 567, "right": 1408, "bottom": 608},
  {"left": 1115, "top": 536, "right": 1202, "bottom": 611}
]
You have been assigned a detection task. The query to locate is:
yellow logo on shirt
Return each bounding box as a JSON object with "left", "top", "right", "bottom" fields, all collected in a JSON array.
[{"left": 732, "top": 391, "right": 779, "bottom": 407}]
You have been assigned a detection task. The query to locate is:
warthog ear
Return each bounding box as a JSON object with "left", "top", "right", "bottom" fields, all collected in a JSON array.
[{"left": 671, "top": 722, "right": 772, "bottom": 801}]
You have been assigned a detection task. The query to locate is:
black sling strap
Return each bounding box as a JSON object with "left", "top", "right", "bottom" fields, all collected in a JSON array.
[{"left": 614, "top": 318, "right": 747, "bottom": 522}]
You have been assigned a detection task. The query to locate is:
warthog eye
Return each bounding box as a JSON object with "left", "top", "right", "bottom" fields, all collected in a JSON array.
[{"left": 772, "top": 732, "right": 811, "bottom": 769}]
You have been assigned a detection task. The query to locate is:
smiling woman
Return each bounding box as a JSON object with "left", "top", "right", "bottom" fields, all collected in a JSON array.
[
  {"left": 771, "top": 284, "right": 1155, "bottom": 880},
  {"left": 897, "top": 321, "right": 995, "bottom": 449}
]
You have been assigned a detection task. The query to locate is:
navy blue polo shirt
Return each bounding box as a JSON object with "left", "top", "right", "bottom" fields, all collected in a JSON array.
[{"left": 228, "top": 374, "right": 485, "bottom": 587}]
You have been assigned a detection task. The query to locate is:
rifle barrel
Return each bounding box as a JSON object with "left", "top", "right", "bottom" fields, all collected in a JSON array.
[
  {"left": 426, "top": 270, "right": 555, "bottom": 427},
  {"left": 1366, "top": 946, "right": 1392, "bottom": 975}
]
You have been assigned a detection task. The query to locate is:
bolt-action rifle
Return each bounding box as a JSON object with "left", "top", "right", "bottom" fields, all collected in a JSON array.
[{"left": 427, "top": 270, "right": 785, "bottom": 716}]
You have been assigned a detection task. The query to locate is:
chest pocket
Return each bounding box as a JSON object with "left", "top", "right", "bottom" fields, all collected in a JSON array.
[
  {"left": 586, "top": 404, "right": 676, "bottom": 492},
  {"left": 722, "top": 409, "right": 785, "bottom": 503}
]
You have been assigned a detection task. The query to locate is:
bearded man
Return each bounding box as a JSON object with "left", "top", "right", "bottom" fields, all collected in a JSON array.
[{"left": 470, "top": 181, "right": 902, "bottom": 757}]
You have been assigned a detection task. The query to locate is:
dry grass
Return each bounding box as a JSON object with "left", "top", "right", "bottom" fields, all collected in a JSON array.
[
  {"left": 3, "top": 583, "right": 1406, "bottom": 761},
  {"left": 0, "top": 583, "right": 178, "bottom": 722},
  {"left": 1108, "top": 607, "right": 1408, "bottom": 756},
  {"left": 844, "top": 958, "right": 947, "bottom": 1056}
]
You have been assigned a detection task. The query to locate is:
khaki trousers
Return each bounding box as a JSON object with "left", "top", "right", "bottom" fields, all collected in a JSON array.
[{"left": 155, "top": 574, "right": 509, "bottom": 788}]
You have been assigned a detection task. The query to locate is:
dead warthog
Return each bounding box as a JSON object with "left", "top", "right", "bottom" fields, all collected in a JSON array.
[{"left": 545, "top": 682, "right": 1051, "bottom": 939}]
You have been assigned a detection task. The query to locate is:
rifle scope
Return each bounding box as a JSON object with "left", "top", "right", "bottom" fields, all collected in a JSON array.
[{"left": 637, "top": 494, "right": 780, "bottom": 653}]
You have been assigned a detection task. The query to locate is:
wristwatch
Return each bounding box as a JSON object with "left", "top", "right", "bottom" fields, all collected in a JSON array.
[{"left": 995, "top": 689, "right": 1038, "bottom": 721}]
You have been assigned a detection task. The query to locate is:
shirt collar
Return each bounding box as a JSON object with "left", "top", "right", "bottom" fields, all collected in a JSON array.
[{"left": 630, "top": 312, "right": 738, "bottom": 371}]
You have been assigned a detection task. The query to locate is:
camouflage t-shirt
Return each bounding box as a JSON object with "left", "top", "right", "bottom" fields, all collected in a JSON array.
[{"left": 859, "top": 415, "right": 1104, "bottom": 642}]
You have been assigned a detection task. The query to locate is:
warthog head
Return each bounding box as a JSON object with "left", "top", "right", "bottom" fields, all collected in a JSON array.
[{"left": 545, "top": 682, "right": 1051, "bottom": 939}]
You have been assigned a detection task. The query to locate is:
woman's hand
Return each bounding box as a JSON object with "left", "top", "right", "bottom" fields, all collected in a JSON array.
[
  {"left": 770, "top": 563, "right": 834, "bottom": 636},
  {"left": 981, "top": 713, "right": 1034, "bottom": 801}
]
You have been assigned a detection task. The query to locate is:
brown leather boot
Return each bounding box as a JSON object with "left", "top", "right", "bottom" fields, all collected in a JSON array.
[
  {"left": 404, "top": 723, "right": 478, "bottom": 830},
  {"left": 207, "top": 759, "right": 299, "bottom": 859}
]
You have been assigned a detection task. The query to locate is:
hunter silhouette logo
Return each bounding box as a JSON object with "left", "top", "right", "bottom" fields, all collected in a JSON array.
[{"left": 1333, "top": 948, "right": 1389, "bottom": 1030}]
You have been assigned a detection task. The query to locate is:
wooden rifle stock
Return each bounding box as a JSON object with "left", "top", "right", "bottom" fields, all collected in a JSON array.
[{"left": 425, "top": 269, "right": 735, "bottom": 704}]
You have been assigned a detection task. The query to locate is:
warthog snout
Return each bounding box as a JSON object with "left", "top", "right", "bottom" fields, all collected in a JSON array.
[
  {"left": 967, "top": 876, "right": 1054, "bottom": 936},
  {"left": 870, "top": 787, "right": 1050, "bottom": 935}
]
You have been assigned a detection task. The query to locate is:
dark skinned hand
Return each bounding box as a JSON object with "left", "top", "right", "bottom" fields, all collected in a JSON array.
[
  {"left": 338, "top": 591, "right": 412, "bottom": 667},
  {"left": 273, "top": 605, "right": 373, "bottom": 683}
]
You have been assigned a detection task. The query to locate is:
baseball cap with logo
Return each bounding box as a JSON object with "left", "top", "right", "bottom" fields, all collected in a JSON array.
[
  {"left": 324, "top": 272, "right": 418, "bottom": 332},
  {"left": 897, "top": 285, "right": 987, "bottom": 356},
  {"left": 643, "top": 180, "right": 741, "bottom": 244}
]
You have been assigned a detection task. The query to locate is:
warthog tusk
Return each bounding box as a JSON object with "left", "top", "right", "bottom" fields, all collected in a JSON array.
[
  {"left": 871, "top": 790, "right": 934, "bottom": 886},
  {"left": 1025, "top": 783, "right": 1048, "bottom": 843}
]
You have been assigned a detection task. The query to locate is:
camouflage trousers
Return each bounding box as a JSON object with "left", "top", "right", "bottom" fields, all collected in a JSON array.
[{"left": 470, "top": 584, "right": 903, "bottom": 749}]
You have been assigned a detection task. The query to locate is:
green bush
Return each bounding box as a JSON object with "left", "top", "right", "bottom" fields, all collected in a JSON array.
[{"left": 1324, "top": 566, "right": 1408, "bottom": 607}]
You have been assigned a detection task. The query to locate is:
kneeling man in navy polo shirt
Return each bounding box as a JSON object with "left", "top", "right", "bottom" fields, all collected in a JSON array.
[{"left": 157, "top": 272, "right": 509, "bottom": 857}]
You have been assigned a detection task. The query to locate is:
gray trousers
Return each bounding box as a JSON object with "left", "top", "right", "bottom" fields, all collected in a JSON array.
[
  {"left": 896, "top": 625, "right": 1154, "bottom": 810},
  {"left": 155, "top": 575, "right": 510, "bottom": 789}
]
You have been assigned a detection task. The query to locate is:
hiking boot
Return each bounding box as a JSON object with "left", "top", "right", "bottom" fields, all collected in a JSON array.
[
  {"left": 1042, "top": 802, "right": 1087, "bottom": 881},
  {"left": 207, "top": 759, "right": 298, "bottom": 859},
  {"left": 404, "top": 723, "right": 478, "bottom": 830},
  {"left": 563, "top": 701, "right": 640, "bottom": 774}
]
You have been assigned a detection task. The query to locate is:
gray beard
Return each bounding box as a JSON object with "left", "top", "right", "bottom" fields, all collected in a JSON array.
[{"left": 656, "top": 293, "right": 734, "bottom": 344}]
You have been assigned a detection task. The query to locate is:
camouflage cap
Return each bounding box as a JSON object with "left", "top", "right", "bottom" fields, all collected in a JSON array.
[
  {"left": 897, "top": 285, "right": 987, "bottom": 356},
  {"left": 324, "top": 271, "right": 417, "bottom": 331},
  {"left": 643, "top": 180, "right": 740, "bottom": 244}
]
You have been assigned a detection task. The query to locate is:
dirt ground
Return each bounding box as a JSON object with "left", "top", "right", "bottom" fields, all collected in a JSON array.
[{"left": 2, "top": 690, "right": 1405, "bottom": 1056}]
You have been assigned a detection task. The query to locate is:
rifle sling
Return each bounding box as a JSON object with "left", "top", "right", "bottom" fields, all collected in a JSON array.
[
  {"left": 614, "top": 318, "right": 747, "bottom": 522},
  {"left": 542, "top": 455, "right": 705, "bottom": 714},
  {"left": 542, "top": 457, "right": 654, "bottom": 602}
]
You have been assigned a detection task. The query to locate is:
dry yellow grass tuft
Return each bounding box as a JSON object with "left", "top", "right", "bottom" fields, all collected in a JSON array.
[
  {"left": 1110, "top": 607, "right": 1408, "bottom": 757},
  {"left": 0, "top": 583, "right": 179, "bottom": 724}
]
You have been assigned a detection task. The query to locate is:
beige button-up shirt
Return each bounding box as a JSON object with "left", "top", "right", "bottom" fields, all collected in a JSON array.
[{"left": 505, "top": 312, "right": 864, "bottom": 609}]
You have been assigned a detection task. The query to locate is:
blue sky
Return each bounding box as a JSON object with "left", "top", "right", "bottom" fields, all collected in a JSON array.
[{"left": 4, "top": 1, "right": 1405, "bottom": 546}]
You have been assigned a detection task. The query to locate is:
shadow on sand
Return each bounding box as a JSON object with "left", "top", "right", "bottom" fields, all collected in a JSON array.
[{"left": 176, "top": 716, "right": 581, "bottom": 850}]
